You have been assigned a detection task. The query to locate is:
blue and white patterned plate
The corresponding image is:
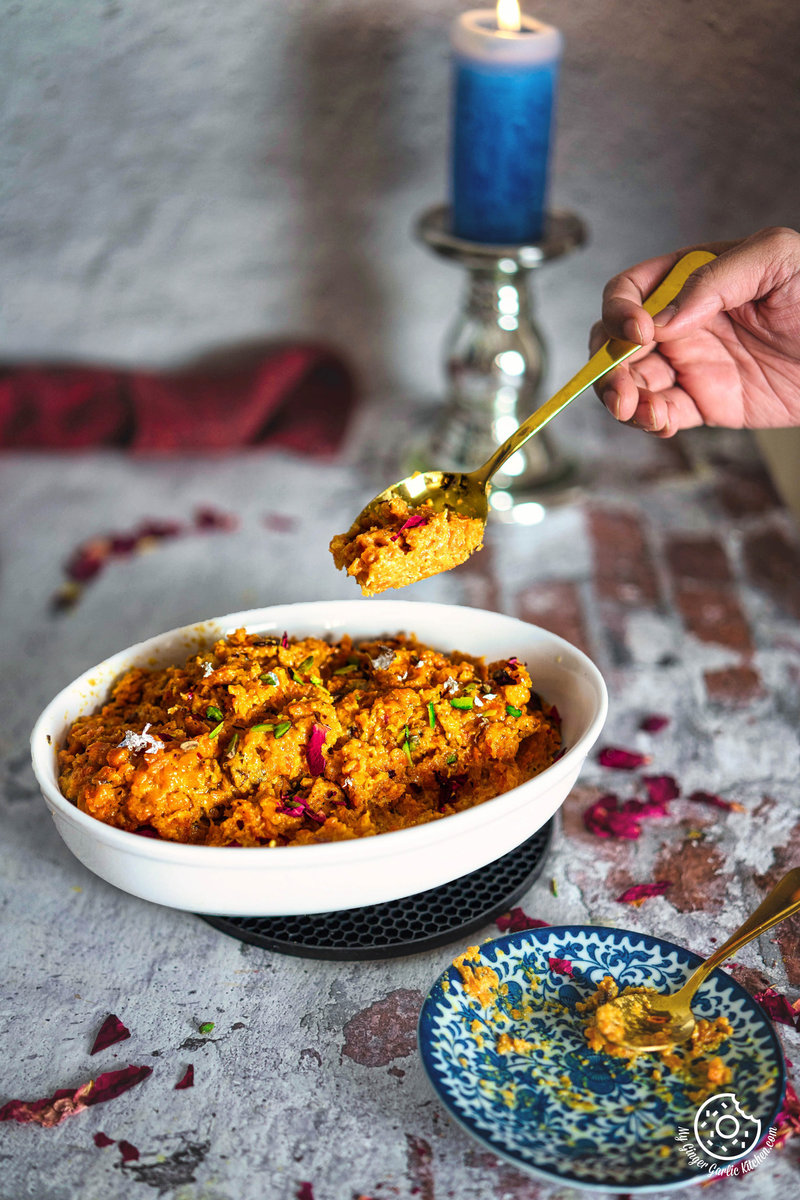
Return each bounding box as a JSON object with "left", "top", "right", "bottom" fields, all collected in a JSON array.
[{"left": 419, "top": 926, "right": 786, "bottom": 1193}]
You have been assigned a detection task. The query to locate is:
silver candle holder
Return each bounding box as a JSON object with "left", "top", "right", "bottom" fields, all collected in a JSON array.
[{"left": 415, "top": 205, "right": 587, "bottom": 515}]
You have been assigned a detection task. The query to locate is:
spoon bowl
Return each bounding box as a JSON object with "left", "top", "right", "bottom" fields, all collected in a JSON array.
[{"left": 363, "top": 469, "right": 490, "bottom": 524}]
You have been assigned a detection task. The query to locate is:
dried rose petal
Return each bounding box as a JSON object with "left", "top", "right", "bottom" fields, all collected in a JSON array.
[
  {"left": 0, "top": 1065, "right": 151, "bottom": 1127},
  {"left": 175, "top": 1065, "right": 194, "bottom": 1090},
  {"left": 0, "top": 1084, "right": 93, "bottom": 1127},
  {"left": 276, "top": 793, "right": 326, "bottom": 826},
  {"left": 276, "top": 795, "right": 305, "bottom": 818},
  {"left": 281, "top": 631, "right": 290, "bottom": 649},
  {"left": 90, "top": 1014, "right": 131, "bottom": 1055},
  {"left": 86, "top": 1065, "right": 152, "bottom": 1107},
  {"left": 390, "top": 513, "right": 429, "bottom": 542},
  {"left": 67, "top": 546, "right": 108, "bottom": 583},
  {"left": 774, "top": 1080, "right": 800, "bottom": 1148},
  {"left": 306, "top": 724, "right": 327, "bottom": 777},
  {"left": 641, "top": 774, "right": 680, "bottom": 811},
  {"left": 132, "top": 825, "right": 161, "bottom": 839},
  {"left": 616, "top": 881, "right": 672, "bottom": 906},
  {"left": 118, "top": 1140, "right": 139, "bottom": 1162},
  {"left": 55, "top": 506, "right": 243, "bottom": 613},
  {"left": 94, "top": 1131, "right": 115, "bottom": 1147},
  {"left": 495, "top": 907, "right": 549, "bottom": 934},
  {"left": 640, "top": 714, "right": 670, "bottom": 733},
  {"left": 584, "top": 789, "right": 670, "bottom": 839},
  {"left": 548, "top": 957, "right": 574, "bottom": 977},
  {"left": 137, "top": 518, "right": 183, "bottom": 540},
  {"left": 296, "top": 1185, "right": 315, "bottom": 1200},
  {"left": 444, "top": 774, "right": 468, "bottom": 802},
  {"left": 109, "top": 533, "right": 140, "bottom": 556},
  {"left": 194, "top": 506, "right": 238, "bottom": 532},
  {"left": 549, "top": 705, "right": 561, "bottom": 725},
  {"left": 598, "top": 746, "right": 651, "bottom": 770},
  {"left": 688, "top": 790, "right": 746, "bottom": 813},
  {"left": 584, "top": 794, "right": 640, "bottom": 839},
  {"left": 753, "top": 987, "right": 799, "bottom": 1029}
]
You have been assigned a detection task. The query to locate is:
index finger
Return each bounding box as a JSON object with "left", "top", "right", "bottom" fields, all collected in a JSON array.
[{"left": 601, "top": 240, "right": 741, "bottom": 342}]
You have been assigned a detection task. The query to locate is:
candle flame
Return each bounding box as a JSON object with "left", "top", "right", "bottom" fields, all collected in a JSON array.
[{"left": 496, "top": 0, "right": 522, "bottom": 33}]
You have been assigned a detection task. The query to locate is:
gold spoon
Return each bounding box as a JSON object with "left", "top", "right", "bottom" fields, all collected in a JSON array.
[
  {"left": 352, "top": 249, "right": 716, "bottom": 530},
  {"left": 593, "top": 868, "right": 800, "bottom": 1053}
]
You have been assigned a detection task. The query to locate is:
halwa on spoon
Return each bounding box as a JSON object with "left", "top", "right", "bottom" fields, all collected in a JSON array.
[
  {"left": 587, "top": 867, "right": 800, "bottom": 1054},
  {"left": 331, "top": 250, "right": 716, "bottom": 596}
]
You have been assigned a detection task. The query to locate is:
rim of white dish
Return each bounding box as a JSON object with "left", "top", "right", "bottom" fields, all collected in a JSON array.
[{"left": 31, "top": 600, "right": 608, "bottom": 863}]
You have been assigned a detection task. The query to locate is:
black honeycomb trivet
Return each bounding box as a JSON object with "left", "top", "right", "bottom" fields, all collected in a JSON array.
[{"left": 201, "top": 820, "right": 553, "bottom": 961}]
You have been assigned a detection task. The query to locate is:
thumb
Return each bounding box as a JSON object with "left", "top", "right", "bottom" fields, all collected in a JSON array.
[{"left": 653, "top": 227, "right": 797, "bottom": 337}]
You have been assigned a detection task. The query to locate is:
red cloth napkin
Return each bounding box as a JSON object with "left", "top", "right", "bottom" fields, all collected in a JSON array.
[{"left": 0, "top": 343, "right": 356, "bottom": 454}]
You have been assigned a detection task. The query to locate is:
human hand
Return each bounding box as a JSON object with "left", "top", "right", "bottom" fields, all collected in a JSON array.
[{"left": 590, "top": 226, "right": 800, "bottom": 436}]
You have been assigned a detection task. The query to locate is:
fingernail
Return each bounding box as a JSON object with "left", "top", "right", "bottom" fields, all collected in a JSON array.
[
  {"left": 624, "top": 318, "right": 643, "bottom": 344},
  {"left": 643, "top": 400, "right": 656, "bottom": 430},
  {"left": 602, "top": 388, "right": 620, "bottom": 419},
  {"left": 653, "top": 304, "right": 677, "bottom": 329}
]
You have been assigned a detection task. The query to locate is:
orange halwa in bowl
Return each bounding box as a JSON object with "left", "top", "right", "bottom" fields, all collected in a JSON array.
[{"left": 58, "top": 629, "right": 560, "bottom": 848}]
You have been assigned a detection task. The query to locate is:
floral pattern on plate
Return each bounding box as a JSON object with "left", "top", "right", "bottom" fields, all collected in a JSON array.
[{"left": 418, "top": 926, "right": 785, "bottom": 1193}]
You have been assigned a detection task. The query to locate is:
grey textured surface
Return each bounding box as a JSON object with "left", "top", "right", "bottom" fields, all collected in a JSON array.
[{"left": 1, "top": 411, "right": 800, "bottom": 1198}]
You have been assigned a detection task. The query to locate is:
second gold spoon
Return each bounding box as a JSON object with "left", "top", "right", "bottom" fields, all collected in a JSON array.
[{"left": 591, "top": 867, "right": 800, "bottom": 1053}]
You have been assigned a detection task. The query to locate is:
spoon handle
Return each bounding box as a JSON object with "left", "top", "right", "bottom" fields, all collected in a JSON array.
[
  {"left": 474, "top": 249, "right": 717, "bottom": 485},
  {"left": 675, "top": 868, "right": 800, "bottom": 1004}
]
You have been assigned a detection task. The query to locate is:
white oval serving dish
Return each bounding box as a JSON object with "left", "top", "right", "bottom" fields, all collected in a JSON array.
[{"left": 31, "top": 600, "right": 607, "bottom": 916}]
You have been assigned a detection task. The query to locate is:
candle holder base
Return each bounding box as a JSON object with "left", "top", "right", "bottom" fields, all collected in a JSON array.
[{"left": 415, "top": 205, "right": 587, "bottom": 512}]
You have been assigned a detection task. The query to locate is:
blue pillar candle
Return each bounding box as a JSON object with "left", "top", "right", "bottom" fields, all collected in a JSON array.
[{"left": 450, "top": 8, "right": 562, "bottom": 245}]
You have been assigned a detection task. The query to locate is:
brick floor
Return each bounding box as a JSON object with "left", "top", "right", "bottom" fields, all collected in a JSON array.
[
  {"left": 704, "top": 665, "right": 764, "bottom": 706},
  {"left": 516, "top": 580, "right": 593, "bottom": 658},
  {"left": 586, "top": 507, "right": 660, "bottom": 608},
  {"left": 742, "top": 524, "right": 800, "bottom": 620}
]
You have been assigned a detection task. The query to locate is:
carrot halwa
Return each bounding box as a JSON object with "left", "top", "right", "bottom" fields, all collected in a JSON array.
[
  {"left": 58, "top": 630, "right": 560, "bottom": 847},
  {"left": 330, "top": 496, "right": 485, "bottom": 595},
  {"left": 577, "top": 974, "right": 734, "bottom": 1102}
]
